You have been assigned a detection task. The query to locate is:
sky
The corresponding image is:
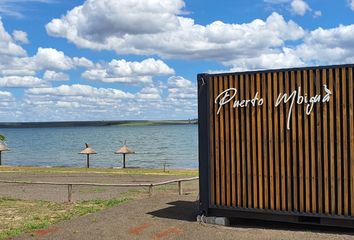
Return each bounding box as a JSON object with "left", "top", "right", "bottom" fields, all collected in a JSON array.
[{"left": 0, "top": 0, "right": 353, "bottom": 122}]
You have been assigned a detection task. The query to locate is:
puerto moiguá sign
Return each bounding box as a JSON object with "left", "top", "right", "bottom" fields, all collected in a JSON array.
[{"left": 198, "top": 64, "right": 354, "bottom": 228}]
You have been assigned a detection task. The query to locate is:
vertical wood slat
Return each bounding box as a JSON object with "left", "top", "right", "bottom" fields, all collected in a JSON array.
[
  {"left": 246, "top": 74, "right": 252, "bottom": 208},
  {"left": 349, "top": 67, "right": 354, "bottom": 216},
  {"left": 329, "top": 69, "right": 336, "bottom": 215},
  {"left": 335, "top": 68, "right": 342, "bottom": 215},
  {"left": 268, "top": 72, "right": 275, "bottom": 210},
  {"left": 224, "top": 75, "right": 231, "bottom": 207},
  {"left": 219, "top": 76, "right": 226, "bottom": 206},
  {"left": 279, "top": 72, "right": 286, "bottom": 211},
  {"left": 303, "top": 70, "right": 311, "bottom": 213},
  {"left": 341, "top": 68, "right": 348, "bottom": 216},
  {"left": 297, "top": 70, "right": 304, "bottom": 213},
  {"left": 322, "top": 69, "right": 330, "bottom": 214},
  {"left": 214, "top": 76, "right": 221, "bottom": 206},
  {"left": 240, "top": 75, "right": 247, "bottom": 208},
  {"left": 285, "top": 71, "right": 292, "bottom": 211},
  {"left": 209, "top": 74, "right": 215, "bottom": 206},
  {"left": 273, "top": 72, "right": 280, "bottom": 210},
  {"left": 262, "top": 73, "right": 269, "bottom": 209},
  {"left": 316, "top": 69, "right": 323, "bottom": 214},
  {"left": 208, "top": 65, "right": 353, "bottom": 219},
  {"left": 235, "top": 75, "right": 242, "bottom": 207},
  {"left": 251, "top": 74, "right": 258, "bottom": 209},
  {"left": 229, "top": 75, "right": 236, "bottom": 207},
  {"left": 291, "top": 71, "right": 298, "bottom": 211},
  {"left": 256, "top": 73, "right": 264, "bottom": 209}
]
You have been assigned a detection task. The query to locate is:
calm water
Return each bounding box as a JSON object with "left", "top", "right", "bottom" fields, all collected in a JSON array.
[{"left": 0, "top": 125, "right": 198, "bottom": 169}]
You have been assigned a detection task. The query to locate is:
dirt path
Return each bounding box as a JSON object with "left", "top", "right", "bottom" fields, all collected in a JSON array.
[
  {"left": 1, "top": 171, "right": 353, "bottom": 240},
  {"left": 14, "top": 192, "right": 354, "bottom": 240}
]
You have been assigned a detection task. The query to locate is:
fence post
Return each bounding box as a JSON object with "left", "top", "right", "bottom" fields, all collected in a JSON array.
[
  {"left": 178, "top": 181, "right": 183, "bottom": 195},
  {"left": 149, "top": 184, "right": 153, "bottom": 197},
  {"left": 68, "top": 184, "right": 73, "bottom": 202}
]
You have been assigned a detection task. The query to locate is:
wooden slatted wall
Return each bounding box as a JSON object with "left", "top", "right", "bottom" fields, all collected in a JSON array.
[{"left": 208, "top": 66, "right": 354, "bottom": 216}]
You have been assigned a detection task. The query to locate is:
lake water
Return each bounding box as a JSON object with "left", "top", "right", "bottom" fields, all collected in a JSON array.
[{"left": 0, "top": 125, "right": 198, "bottom": 169}]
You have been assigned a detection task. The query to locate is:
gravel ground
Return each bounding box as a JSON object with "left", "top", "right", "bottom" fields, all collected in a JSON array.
[
  {"left": 15, "top": 192, "right": 354, "bottom": 240},
  {"left": 1, "top": 171, "right": 353, "bottom": 240}
]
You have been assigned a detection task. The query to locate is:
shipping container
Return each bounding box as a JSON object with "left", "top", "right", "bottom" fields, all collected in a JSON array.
[{"left": 198, "top": 64, "right": 354, "bottom": 228}]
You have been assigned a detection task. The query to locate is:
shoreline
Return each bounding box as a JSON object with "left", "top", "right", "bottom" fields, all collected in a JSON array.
[
  {"left": 0, "top": 165, "right": 199, "bottom": 176},
  {"left": 0, "top": 120, "right": 198, "bottom": 129}
]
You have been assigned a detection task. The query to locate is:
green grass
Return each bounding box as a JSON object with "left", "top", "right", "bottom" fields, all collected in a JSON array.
[
  {"left": 0, "top": 166, "right": 198, "bottom": 176},
  {"left": 0, "top": 197, "right": 131, "bottom": 240}
]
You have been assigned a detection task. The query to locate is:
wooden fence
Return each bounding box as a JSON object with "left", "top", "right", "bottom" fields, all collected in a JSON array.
[
  {"left": 199, "top": 65, "right": 354, "bottom": 221},
  {"left": 0, "top": 177, "right": 198, "bottom": 202}
]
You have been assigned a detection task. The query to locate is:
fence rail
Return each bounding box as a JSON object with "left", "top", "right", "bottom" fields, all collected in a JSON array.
[{"left": 0, "top": 176, "right": 199, "bottom": 202}]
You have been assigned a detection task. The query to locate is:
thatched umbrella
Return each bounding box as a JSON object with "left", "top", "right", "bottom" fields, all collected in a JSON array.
[
  {"left": 0, "top": 142, "right": 9, "bottom": 166},
  {"left": 115, "top": 141, "right": 135, "bottom": 168},
  {"left": 79, "top": 143, "right": 97, "bottom": 168}
]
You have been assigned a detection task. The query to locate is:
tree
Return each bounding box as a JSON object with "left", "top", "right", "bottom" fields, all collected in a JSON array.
[{"left": 0, "top": 135, "right": 5, "bottom": 141}]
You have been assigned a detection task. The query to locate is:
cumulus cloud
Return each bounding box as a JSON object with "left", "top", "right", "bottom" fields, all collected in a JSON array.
[
  {"left": 0, "top": 76, "right": 48, "bottom": 87},
  {"left": 82, "top": 58, "right": 174, "bottom": 84},
  {"left": 27, "top": 84, "right": 134, "bottom": 99},
  {"left": 136, "top": 87, "right": 161, "bottom": 100},
  {"left": 295, "top": 24, "right": 354, "bottom": 65},
  {"left": 46, "top": 1, "right": 304, "bottom": 62},
  {"left": 43, "top": 70, "right": 69, "bottom": 81},
  {"left": 12, "top": 30, "right": 29, "bottom": 44},
  {"left": 20, "top": 81, "right": 196, "bottom": 121},
  {"left": 291, "top": 0, "right": 311, "bottom": 16},
  {"left": 167, "top": 76, "right": 196, "bottom": 100},
  {"left": 0, "top": 20, "right": 26, "bottom": 57}
]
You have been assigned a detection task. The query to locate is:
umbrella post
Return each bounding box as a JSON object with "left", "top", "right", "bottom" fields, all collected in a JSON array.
[
  {"left": 87, "top": 154, "right": 90, "bottom": 168},
  {"left": 0, "top": 152, "right": 2, "bottom": 166},
  {"left": 123, "top": 154, "right": 126, "bottom": 168}
]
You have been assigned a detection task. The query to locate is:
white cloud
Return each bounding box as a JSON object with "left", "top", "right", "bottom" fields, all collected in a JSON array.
[
  {"left": 136, "top": 87, "right": 161, "bottom": 100},
  {"left": 82, "top": 58, "right": 174, "bottom": 84},
  {"left": 0, "top": 90, "right": 13, "bottom": 98},
  {"left": 46, "top": 1, "right": 304, "bottom": 62},
  {"left": 26, "top": 84, "right": 134, "bottom": 99},
  {"left": 350, "top": 0, "right": 354, "bottom": 10},
  {"left": 0, "top": 0, "right": 55, "bottom": 18},
  {"left": 167, "top": 76, "right": 196, "bottom": 100},
  {"left": 12, "top": 30, "right": 29, "bottom": 44},
  {"left": 0, "top": 76, "right": 48, "bottom": 87},
  {"left": 43, "top": 70, "right": 69, "bottom": 81},
  {"left": 0, "top": 20, "right": 26, "bottom": 57},
  {"left": 313, "top": 10, "right": 322, "bottom": 18},
  {"left": 291, "top": 0, "right": 311, "bottom": 16},
  {"left": 32, "top": 47, "right": 75, "bottom": 71},
  {"left": 295, "top": 24, "right": 354, "bottom": 65}
]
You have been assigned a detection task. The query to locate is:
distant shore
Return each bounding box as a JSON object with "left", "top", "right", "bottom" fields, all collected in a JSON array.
[
  {"left": 0, "top": 166, "right": 198, "bottom": 176},
  {"left": 0, "top": 120, "right": 198, "bottom": 128}
]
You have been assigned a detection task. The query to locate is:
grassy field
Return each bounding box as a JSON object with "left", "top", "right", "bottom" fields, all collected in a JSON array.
[
  {"left": 0, "top": 196, "right": 132, "bottom": 239},
  {"left": 0, "top": 166, "right": 198, "bottom": 176}
]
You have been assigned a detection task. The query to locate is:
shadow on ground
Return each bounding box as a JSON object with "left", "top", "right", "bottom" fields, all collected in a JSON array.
[
  {"left": 148, "top": 200, "right": 354, "bottom": 236},
  {"left": 147, "top": 200, "right": 199, "bottom": 222},
  {"left": 230, "top": 218, "right": 354, "bottom": 236}
]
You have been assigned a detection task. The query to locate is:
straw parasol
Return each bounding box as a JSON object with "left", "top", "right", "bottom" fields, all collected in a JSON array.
[
  {"left": 0, "top": 142, "right": 9, "bottom": 166},
  {"left": 115, "top": 141, "right": 135, "bottom": 168},
  {"left": 79, "top": 143, "right": 97, "bottom": 168}
]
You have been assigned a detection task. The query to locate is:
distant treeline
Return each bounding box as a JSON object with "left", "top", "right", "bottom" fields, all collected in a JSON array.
[{"left": 0, "top": 120, "right": 198, "bottom": 128}]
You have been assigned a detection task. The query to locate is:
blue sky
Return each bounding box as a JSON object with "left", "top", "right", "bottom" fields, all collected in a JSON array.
[{"left": 0, "top": 0, "right": 353, "bottom": 122}]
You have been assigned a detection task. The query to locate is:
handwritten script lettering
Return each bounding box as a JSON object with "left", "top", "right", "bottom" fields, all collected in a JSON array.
[
  {"left": 275, "top": 84, "right": 331, "bottom": 130},
  {"left": 214, "top": 85, "right": 332, "bottom": 130},
  {"left": 214, "top": 88, "right": 264, "bottom": 115}
]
